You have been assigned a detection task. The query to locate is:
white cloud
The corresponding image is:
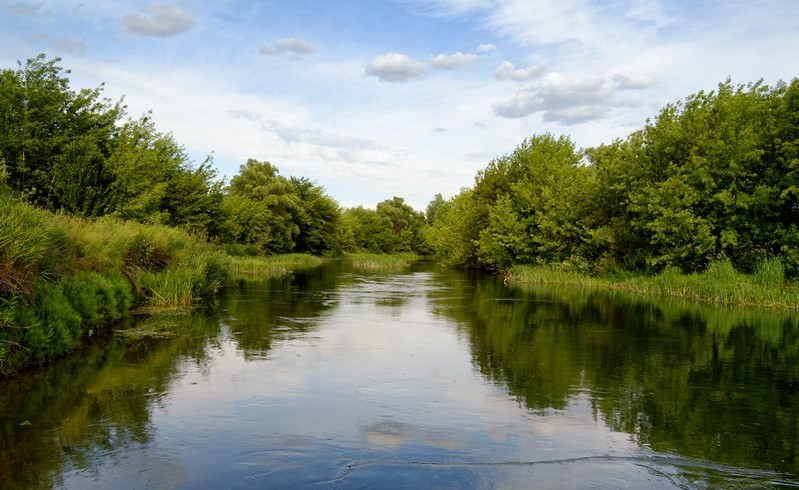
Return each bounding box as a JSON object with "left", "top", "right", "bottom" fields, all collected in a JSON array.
[
  {"left": 613, "top": 72, "right": 657, "bottom": 90},
  {"left": 364, "top": 52, "right": 426, "bottom": 82},
  {"left": 429, "top": 52, "right": 476, "bottom": 70},
  {"left": 494, "top": 61, "right": 546, "bottom": 82},
  {"left": 492, "top": 72, "right": 620, "bottom": 124},
  {"left": 476, "top": 43, "right": 496, "bottom": 53},
  {"left": 122, "top": 5, "right": 195, "bottom": 37},
  {"left": 259, "top": 37, "right": 315, "bottom": 56}
]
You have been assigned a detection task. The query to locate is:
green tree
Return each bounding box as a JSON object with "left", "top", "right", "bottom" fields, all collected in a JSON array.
[
  {"left": 222, "top": 159, "right": 304, "bottom": 254},
  {"left": 340, "top": 206, "right": 394, "bottom": 253},
  {"left": 106, "top": 115, "right": 222, "bottom": 235},
  {"left": 289, "top": 177, "right": 341, "bottom": 255},
  {"left": 589, "top": 79, "right": 799, "bottom": 273},
  {"left": 475, "top": 134, "right": 586, "bottom": 269},
  {"left": 0, "top": 54, "right": 123, "bottom": 215},
  {"left": 427, "top": 190, "right": 485, "bottom": 267}
]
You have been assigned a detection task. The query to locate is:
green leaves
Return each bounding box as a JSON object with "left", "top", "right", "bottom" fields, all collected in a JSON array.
[{"left": 0, "top": 54, "right": 123, "bottom": 215}]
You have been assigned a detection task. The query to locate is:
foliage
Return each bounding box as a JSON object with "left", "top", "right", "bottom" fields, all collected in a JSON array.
[
  {"left": 220, "top": 160, "right": 340, "bottom": 255},
  {"left": 425, "top": 190, "right": 485, "bottom": 268},
  {"left": 0, "top": 192, "right": 53, "bottom": 297},
  {"left": 229, "top": 253, "right": 323, "bottom": 278},
  {"left": 106, "top": 115, "right": 223, "bottom": 235},
  {"left": 428, "top": 78, "right": 799, "bottom": 277},
  {"left": 339, "top": 197, "right": 426, "bottom": 254},
  {"left": 0, "top": 54, "right": 123, "bottom": 215}
]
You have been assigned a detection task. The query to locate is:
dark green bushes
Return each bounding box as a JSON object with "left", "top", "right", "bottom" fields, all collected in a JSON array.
[{"left": 1, "top": 272, "right": 133, "bottom": 374}]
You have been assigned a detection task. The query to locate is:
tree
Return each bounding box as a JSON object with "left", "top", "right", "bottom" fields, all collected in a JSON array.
[
  {"left": 0, "top": 54, "right": 123, "bottom": 215},
  {"left": 222, "top": 159, "right": 305, "bottom": 254},
  {"left": 474, "top": 134, "right": 586, "bottom": 269},
  {"left": 426, "top": 190, "right": 485, "bottom": 268},
  {"left": 289, "top": 176, "right": 342, "bottom": 255},
  {"left": 425, "top": 193, "right": 444, "bottom": 224},
  {"left": 588, "top": 79, "right": 799, "bottom": 273},
  {"left": 106, "top": 115, "right": 222, "bottom": 235}
]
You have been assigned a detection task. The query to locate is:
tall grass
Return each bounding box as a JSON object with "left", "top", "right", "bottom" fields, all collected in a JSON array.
[
  {"left": 346, "top": 253, "right": 421, "bottom": 272},
  {"left": 0, "top": 193, "right": 235, "bottom": 374},
  {"left": 0, "top": 194, "right": 53, "bottom": 297},
  {"left": 507, "top": 257, "right": 799, "bottom": 308},
  {"left": 230, "top": 254, "right": 323, "bottom": 278}
]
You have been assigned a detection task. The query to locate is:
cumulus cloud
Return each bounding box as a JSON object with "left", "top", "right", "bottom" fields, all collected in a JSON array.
[
  {"left": 476, "top": 43, "right": 496, "bottom": 53},
  {"left": 429, "top": 51, "right": 476, "bottom": 70},
  {"left": 259, "top": 37, "right": 315, "bottom": 56},
  {"left": 494, "top": 61, "right": 546, "bottom": 81},
  {"left": 122, "top": 5, "right": 195, "bottom": 37},
  {"left": 492, "top": 72, "right": 617, "bottom": 124},
  {"left": 613, "top": 72, "right": 657, "bottom": 90},
  {"left": 365, "top": 52, "right": 426, "bottom": 82}
]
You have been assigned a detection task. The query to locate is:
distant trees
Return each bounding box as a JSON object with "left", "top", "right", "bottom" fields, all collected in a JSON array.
[
  {"left": 219, "top": 159, "right": 342, "bottom": 255},
  {"left": 340, "top": 197, "right": 426, "bottom": 254}
]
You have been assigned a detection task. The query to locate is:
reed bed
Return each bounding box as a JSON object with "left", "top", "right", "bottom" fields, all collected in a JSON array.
[
  {"left": 347, "top": 253, "right": 421, "bottom": 272},
  {"left": 230, "top": 254, "right": 323, "bottom": 278},
  {"left": 506, "top": 257, "right": 799, "bottom": 309}
]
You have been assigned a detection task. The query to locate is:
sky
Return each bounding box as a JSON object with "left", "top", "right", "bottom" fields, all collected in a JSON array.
[{"left": 1, "top": 0, "right": 797, "bottom": 210}]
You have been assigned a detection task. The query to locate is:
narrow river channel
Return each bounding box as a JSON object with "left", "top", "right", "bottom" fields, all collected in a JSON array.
[{"left": 2, "top": 260, "right": 799, "bottom": 488}]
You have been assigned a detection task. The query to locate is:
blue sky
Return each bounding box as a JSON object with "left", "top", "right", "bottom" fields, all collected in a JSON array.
[{"left": 2, "top": 0, "right": 797, "bottom": 210}]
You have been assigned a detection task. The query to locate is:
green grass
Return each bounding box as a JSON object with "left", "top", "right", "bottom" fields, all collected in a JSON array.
[
  {"left": 346, "top": 253, "right": 421, "bottom": 272},
  {"left": 230, "top": 254, "right": 323, "bottom": 278},
  {"left": 0, "top": 193, "right": 53, "bottom": 297},
  {"left": 506, "top": 257, "right": 799, "bottom": 308}
]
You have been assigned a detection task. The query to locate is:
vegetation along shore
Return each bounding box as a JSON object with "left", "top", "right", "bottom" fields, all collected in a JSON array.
[{"left": 1, "top": 54, "right": 798, "bottom": 374}]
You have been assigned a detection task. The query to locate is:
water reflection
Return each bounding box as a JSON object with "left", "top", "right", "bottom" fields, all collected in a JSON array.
[
  {"left": 429, "top": 274, "right": 799, "bottom": 479},
  {"left": 1, "top": 263, "right": 798, "bottom": 488}
]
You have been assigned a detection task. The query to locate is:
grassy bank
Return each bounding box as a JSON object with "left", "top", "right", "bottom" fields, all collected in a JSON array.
[
  {"left": 506, "top": 258, "right": 799, "bottom": 308},
  {"left": 0, "top": 193, "right": 323, "bottom": 375}
]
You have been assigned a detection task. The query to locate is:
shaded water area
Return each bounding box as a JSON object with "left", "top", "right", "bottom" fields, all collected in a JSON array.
[{"left": 3, "top": 261, "right": 799, "bottom": 488}]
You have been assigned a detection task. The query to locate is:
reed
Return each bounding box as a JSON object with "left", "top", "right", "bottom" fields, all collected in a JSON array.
[
  {"left": 347, "top": 253, "right": 420, "bottom": 272},
  {"left": 230, "top": 254, "right": 323, "bottom": 277},
  {"left": 507, "top": 258, "right": 799, "bottom": 309}
]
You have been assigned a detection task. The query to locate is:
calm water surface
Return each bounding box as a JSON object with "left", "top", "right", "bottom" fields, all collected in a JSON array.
[{"left": 2, "top": 261, "right": 799, "bottom": 488}]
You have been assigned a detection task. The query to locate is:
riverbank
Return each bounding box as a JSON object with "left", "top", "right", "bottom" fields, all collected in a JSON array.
[
  {"left": 506, "top": 257, "right": 799, "bottom": 309},
  {"left": 0, "top": 194, "right": 322, "bottom": 375}
]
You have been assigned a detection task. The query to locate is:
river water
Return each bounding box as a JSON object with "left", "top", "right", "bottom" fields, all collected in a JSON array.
[{"left": 2, "top": 261, "right": 799, "bottom": 488}]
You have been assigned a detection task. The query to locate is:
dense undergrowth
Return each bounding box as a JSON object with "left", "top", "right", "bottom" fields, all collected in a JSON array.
[{"left": 0, "top": 192, "right": 317, "bottom": 375}]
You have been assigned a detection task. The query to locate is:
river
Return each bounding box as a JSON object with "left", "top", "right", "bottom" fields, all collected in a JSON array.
[{"left": 2, "top": 260, "right": 799, "bottom": 488}]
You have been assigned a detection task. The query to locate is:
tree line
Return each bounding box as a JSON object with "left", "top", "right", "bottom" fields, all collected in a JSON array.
[
  {"left": 2, "top": 55, "right": 799, "bottom": 277},
  {"left": 0, "top": 55, "right": 430, "bottom": 258},
  {"left": 428, "top": 76, "right": 799, "bottom": 276}
]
